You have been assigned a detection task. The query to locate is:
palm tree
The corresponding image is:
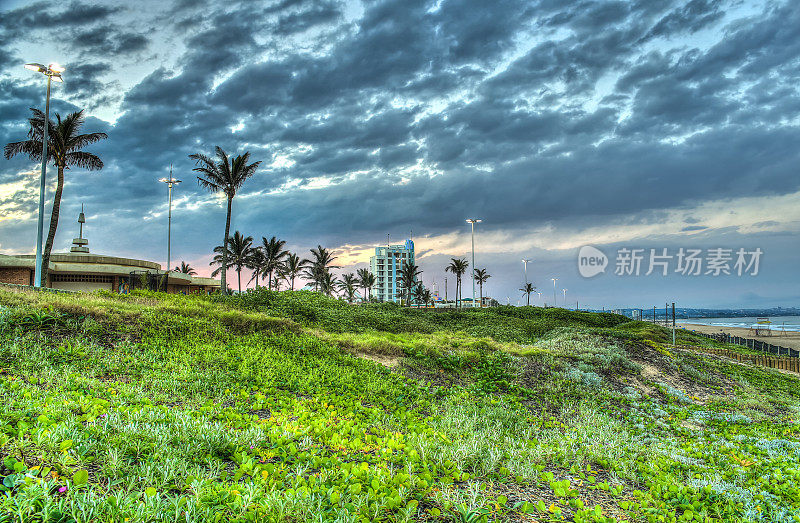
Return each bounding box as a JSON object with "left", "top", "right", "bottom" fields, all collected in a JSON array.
[
  {"left": 246, "top": 248, "right": 266, "bottom": 289},
  {"left": 473, "top": 268, "right": 491, "bottom": 308},
  {"left": 445, "top": 258, "right": 469, "bottom": 308},
  {"left": 356, "top": 268, "right": 376, "bottom": 302},
  {"left": 339, "top": 273, "right": 358, "bottom": 303},
  {"left": 175, "top": 261, "right": 197, "bottom": 275},
  {"left": 260, "top": 236, "right": 288, "bottom": 290},
  {"left": 275, "top": 265, "right": 290, "bottom": 290},
  {"left": 319, "top": 271, "right": 339, "bottom": 297},
  {"left": 520, "top": 282, "right": 535, "bottom": 306},
  {"left": 302, "top": 245, "right": 339, "bottom": 292},
  {"left": 283, "top": 253, "right": 303, "bottom": 291},
  {"left": 420, "top": 287, "right": 433, "bottom": 308},
  {"left": 190, "top": 146, "right": 260, "bottom": 293},
  {"left": 210, "top": 231, "right": 253, "bottom": 293},
  {"left": 412, "top": 283, "right": 429, "bottom": 308},
  {"left": 4, "top": 109, "right": 107, "bottom": 286},
  {"left": 397, "top": 261, "right": 423, "bottom": 306}
]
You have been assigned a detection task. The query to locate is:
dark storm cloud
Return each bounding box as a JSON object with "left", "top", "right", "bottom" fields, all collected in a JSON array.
[
  {"left": 275, "top": 1, "right": 342, "bottom": 34},
  {"left": 1, "top": 0, "right": 800, "bottom": 305},
  {"left": 642, "top": 0, "right": 725, "bottom": 42},
  {"left": 70, "top": 28, "right": 149, "bottom": 56},
  {"left": 13, "top": 2, "right": 120, "bottom": 29}
]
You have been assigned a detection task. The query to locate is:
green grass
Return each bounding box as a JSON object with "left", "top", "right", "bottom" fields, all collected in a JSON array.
[{"left": 0, "top": 288, "right": 799, "bottom": 522}]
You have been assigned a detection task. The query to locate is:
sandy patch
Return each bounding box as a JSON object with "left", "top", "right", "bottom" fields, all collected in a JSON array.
[{"left": 358, "top": 353, "right": 401, "bottom": 368}]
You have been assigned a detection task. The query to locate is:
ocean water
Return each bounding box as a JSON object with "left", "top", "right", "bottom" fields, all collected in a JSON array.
[{"left": 678, "top": 316, "right": 800, "bottom": 332}]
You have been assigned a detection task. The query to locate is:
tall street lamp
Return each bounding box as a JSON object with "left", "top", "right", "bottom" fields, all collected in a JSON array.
[
  {"left": 522, "top": 258, "right": 531, "bottom": 284},
  {"left": 466, "top": 219, "right": 481, "bottom": 307},
  {"left": 551, "top": 277, "right": 558, "bottom": 307},
  {"left": 562, "top": 288, "right": 568, "bottom": 307},
  {"left": 159, "top": 168, "right": 181, "bottom": 278},
  {"left": 24, "top": 62, "right": 63, "bottom": 287}
]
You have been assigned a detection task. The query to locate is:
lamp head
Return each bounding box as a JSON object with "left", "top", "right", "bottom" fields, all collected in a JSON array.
[{"left": 25, "top": 63, "right": 64, "bottom": 81}]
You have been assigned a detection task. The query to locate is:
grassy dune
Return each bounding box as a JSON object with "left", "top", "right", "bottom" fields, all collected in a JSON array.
[{"left": 0, "top": 288, "right": 798, "bottom": 522}]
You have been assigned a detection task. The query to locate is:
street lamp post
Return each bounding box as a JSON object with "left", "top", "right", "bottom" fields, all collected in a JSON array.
[
  {"left": 24, "top": 62, "right": 63, "bottom": 287},
  {"left": 551, "top": 278, "right": 558, "bottom": 307},
  {"left": 466, "top": 219, "right": 481, "bottom": 307},
  {"left": 563, "top": 288, "right": 567, "bottom": 307},
  {"left": 159, "top": 169, "right": 182, "bottom": 280},
  {"left": 522, "top": 258, "right": 531, "bottom": 284}
]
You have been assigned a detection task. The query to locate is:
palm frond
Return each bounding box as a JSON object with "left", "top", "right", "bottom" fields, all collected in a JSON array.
[
  {"left": 69, "top": 131, "right": 108, "bottom": 151},
  {"left": 4, "top": 139, "right": 45, "bottom": 161},
  {"left": 65, "top": 151, "right": 103, "bottom": 170}
]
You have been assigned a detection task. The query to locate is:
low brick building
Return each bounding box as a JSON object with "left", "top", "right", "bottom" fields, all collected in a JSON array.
[
  {"left": 0, "top": 212, "right": 219, "bottom": 294},
  {"left": 0, "top": 253, "right": 219, "bottom": 294}
]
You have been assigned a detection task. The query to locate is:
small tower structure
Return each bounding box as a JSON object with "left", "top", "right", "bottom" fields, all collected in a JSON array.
[{"left": 70, "top": 205, "right": 89, "bottom": 253}]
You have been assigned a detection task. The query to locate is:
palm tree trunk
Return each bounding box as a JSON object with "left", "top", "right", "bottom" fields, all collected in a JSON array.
[
  {"left": 221, "top": 196, "right": 231, "bottom": 293},
  {"left": 268, "top": 269, "right": 273, "bottom": 290},
  {"left": 479, "top": 283, "right": 483, "bottom": 308},
  {"left": 41, "top": 163, "right": 65, "bottom": 287},
  {"left": 290, "top": 276, "right": 295, "bottom": 291},
  {"left": 238, "top": 268, "right": 242, "bottom": 293}
]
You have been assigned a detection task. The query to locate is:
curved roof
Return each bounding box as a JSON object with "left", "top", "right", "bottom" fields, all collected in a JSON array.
[
  {"left": 13, "top": 253, "right": 161, "bottom": 270},
  {"left": 0, "top": 253, "right": 218, "bottom": 288}
]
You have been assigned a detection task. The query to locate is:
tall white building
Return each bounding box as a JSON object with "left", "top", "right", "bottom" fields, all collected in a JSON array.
[{"left": 369, "top": 239, "right": 415, "bottom": 303}]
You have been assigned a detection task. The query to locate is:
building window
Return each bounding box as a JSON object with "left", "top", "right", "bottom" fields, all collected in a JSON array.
[{"left": 52, "top": 274, "right": 113, "bottom": 283}]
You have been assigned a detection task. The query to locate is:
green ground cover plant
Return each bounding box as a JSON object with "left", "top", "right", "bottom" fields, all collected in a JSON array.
[{"left": 0, "top": 287, "right": 798, "bottom": 522}]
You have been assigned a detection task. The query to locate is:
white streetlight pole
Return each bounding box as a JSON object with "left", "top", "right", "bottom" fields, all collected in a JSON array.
[
  {"left": 522, "top": 258, "right": 531, "bottom": 284},
  {"left": 551, "top": 277, "right": 558, "bottom": 307},
  {"left": 159, "top": 169, "right": 182, "bottom": 278},
  {"left": 466, "top": 219, "right": 481, "bottom": 307},
  {"left": 563, "top": 288, "right": 567, "bottom": 307},
  {"left": 24, "top": 62, "right": 63, "bottom": 287}
]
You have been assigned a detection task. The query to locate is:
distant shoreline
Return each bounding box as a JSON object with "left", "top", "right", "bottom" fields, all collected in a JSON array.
[{"left": 680, "top": 322, "right": 800, "bottom": 351}]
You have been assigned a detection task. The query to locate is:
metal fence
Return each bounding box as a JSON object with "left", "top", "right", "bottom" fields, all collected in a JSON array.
[{"left": 692, "top": 330, "right": 799, "bottom": 358}]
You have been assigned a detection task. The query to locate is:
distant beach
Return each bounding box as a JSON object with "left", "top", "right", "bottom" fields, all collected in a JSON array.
[
  {"left": 679, "top": 321, "right": 800, "bottom": 351},
  {"left": 678, "top": 316, "right": 800, "bottom": 332}
]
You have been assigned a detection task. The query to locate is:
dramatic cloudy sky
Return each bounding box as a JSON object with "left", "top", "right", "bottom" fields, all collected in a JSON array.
[{"left": 1, "top": 0, "right": 798, "bottom": 309}]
